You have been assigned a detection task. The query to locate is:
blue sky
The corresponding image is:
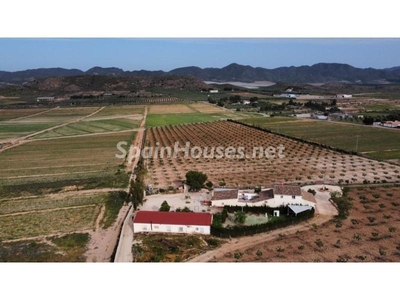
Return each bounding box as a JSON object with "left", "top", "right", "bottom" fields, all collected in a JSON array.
[{"left": 1, "top": 38, "right": 400, "bottom": 72}]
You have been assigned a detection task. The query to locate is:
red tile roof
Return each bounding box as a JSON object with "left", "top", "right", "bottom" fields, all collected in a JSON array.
[
  {"left": 212, "top": 189, "right": 239, "bottom": 200},
  {"left": 274, "top": 185, "right": 302, "bottom": 196},
  {"left": 133, "top": 211, "right": 212, "bottom": 226}
]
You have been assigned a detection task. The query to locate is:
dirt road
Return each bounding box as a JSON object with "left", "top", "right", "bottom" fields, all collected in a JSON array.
[
  {"left": 113, "top": 106, "right": 147, "bottom": 262},
  {"left": 85, "top": 203, "right": 131, "bottom": 262},
  {"left": 114, "top": 205, "right": 134, "bottom": 262},
  {"left": 188, "top": 215, "right": 332, "bottom": 262},
  {"left": 0, "top": 106, "right": 105, "bottom": 153}
]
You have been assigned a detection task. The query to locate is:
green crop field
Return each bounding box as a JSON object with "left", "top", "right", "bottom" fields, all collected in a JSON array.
[
  {"left": 0, "top": 97, "right": 26, "bottom": 105},
  {"left": 0, "top": 123, "right": 57, "bottom": 140},
  {"left": 90, "top": 105, "right": 145, "bottom": 118},
  {"left": 0, "top": 108, "right": 49, "bottom": 122},
  {"left": 242, "top": 117, "right": 400, "bottom": 160},
  {"left": 148, "top": 88, "right": 234, "bottom": 101},
  {"left": 0, "top": 205, "right": 100, "bottom": 240},
  {"left": 13, "top": 107, "right": 99, "bottom": 124},
  {"left": 146, "top": 112, "right": 223, "bottom": 127},
  {"left": 33, "top": 118, "right": 140, "bottom": 139},
  {"left": 0, "top": 131, "right": 133, "bottom": 196},
  {"left": 0, "top": 193, "right": 108, "bottom": 215}
]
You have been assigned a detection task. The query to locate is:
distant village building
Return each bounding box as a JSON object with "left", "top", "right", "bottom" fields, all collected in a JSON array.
[
  {"left": 311, "top": 114, "right": 328, "bottom": 120},
  {"left": 383, "top": 120, "right": 400, "bottom": 128},
  {"left": 328, "top": 113, "right": 351, "bottom": 120},
  {"left": 277, "top": 93, "right": 296, "bottom": 99},
  {"left": 242, "top": 100, "right": 251, "bottom": 105},
  {"left": 336, "top": 94, "right": 352, "bottom": 99},
  {"left": 36, "top": 97, "right": 55, "bottom": 102},
  {"left": 133, "top": 211, "right": 212, "bottom": 235},
  {"left": 295, "top": 113, "right": 312, "bottom": 118},
  {"left": 209, "top": 89, "right": 219, "bottom": 93}
]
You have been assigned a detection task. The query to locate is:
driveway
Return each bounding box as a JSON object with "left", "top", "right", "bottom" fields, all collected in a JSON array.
[
  {"left": 301, "top": 184, "right": 341, "bottom": 216},
  {"left": 140, "top": 190, "right": 213, "bottom": 212}
]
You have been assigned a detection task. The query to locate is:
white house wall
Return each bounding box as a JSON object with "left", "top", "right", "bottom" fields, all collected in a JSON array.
[
  {"left": 211, "top": 198, "right": 240, "bottom": 207},
  {"left": 133, "top": 223, "right": 210, "bottom": 235},
  {"left": 212, "top": 195, "right": 315, "bottom": 208},
  {"left": 267, "top": 195, "right": 315, "bottom": 208}
]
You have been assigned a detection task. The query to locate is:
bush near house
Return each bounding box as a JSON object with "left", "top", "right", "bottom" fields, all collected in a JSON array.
[{"left": 211, "top": 208, "right": 314, "bottom": 238}]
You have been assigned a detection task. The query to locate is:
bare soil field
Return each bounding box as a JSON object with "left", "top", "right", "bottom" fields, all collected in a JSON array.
[
  {"left": 144, "top": 121, "right": 400, "bottom": 189},
  {"left": 188, "top": 102, "right": 232, "bottom": 113},
  {"left": 216, "top": 185, "right": 400, "bottom": 262},
  {"left": 148, "top": 104, "right": 196, "bottom": 114}
]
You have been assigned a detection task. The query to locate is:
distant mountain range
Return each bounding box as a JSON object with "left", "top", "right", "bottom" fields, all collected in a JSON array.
[{"left": 2, "top": 63, "right": 400, "bottom": 84}]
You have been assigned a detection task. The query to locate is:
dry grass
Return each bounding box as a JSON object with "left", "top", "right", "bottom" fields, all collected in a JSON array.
[
  {"left": 148, "top": 104, "right": 196, "bottom": 114},
  {"left": 0, "top": 205, "right": 100, "bottom": 240}
]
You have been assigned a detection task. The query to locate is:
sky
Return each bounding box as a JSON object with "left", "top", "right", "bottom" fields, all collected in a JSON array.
[{"left": 1, "top": 38, "right": 400, "bottom": 72}]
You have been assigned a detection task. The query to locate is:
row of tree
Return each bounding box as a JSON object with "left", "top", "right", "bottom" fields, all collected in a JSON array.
[{"left": 362, "top": 111, "right": 400, "bottom": 125}]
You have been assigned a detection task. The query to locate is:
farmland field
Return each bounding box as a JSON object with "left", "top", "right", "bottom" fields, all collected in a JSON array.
[
  {"left": 143, "top": 120, "right": 400, "bottom": 189},
  {"left": 0, "top": 104, "right": 141, "bottom": 261},
  {"left": 0, "top": 205, "right": 100, "bottom": 240},
  {"left": 146, "top": 112, "right": 224, "bottom": 127},
  {"left": 0, "top": 123, "right": 56, "bottom": 140},
  {"left": 0, "top": 131, "right": 133, "bottom": 197},
  {"left": 0, "top": 108, "right": 49, "bottom": 122},
  {"left": 148, "top": 104, "right": 196, "bottom": 114},
  {"left": 11, "top": 106, "right": 99, "bottom": 124},
  {"left": 0, "top": 97, "right": 26, "bottom": 106},
  {"left": 220, "top": 185, "right": 400, "bottom": 262},
  {"left": 241, "top": 117, "right": 400, "bottom": 161},
  {"left": 146, "top": 102, "right": 252, "bottom": 127},
  {"left": 0, "top": 106, "right": 104, "bottom": 141},
  {"left": 0, "top": 193, "right": 108, "bottom": 215}
]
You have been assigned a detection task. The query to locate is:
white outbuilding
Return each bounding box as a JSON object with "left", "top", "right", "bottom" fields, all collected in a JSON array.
[{"left": 133, "top": 211, "right": 213, "bottom": 235}]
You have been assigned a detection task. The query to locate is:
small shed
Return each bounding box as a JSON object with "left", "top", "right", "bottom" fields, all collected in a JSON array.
[{"left": 287, "top": 205, "right": 313, "bottom": 216}]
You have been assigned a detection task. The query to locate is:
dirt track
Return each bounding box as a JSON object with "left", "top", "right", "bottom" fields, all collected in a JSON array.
[{"left": 188, "top": 215, "right": 332, "bottom": 262}]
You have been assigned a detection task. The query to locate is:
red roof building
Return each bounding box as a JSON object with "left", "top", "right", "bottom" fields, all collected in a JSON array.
[{"left": 134, "top": 211, "right": 212, "bottom": 226}]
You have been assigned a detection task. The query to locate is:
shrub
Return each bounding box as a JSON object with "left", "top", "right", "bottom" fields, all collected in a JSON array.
[
  {"left": 336, "top": 255, "right": 350, "bottom": 262},
  {"left": 355, "top": 255, "right": 366, "bottom": 261},
  {"left": 234, "top": 251, "right": 243, "bottom": 260},
  {"left": 159, "top": 200, "right": 171, "bottom": 212},
  {"left": 308, "top": 189, "right": 316, "bottom": 196},
  {"left": 315, "top": 239, "right": 324, "bottom": 248}
]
